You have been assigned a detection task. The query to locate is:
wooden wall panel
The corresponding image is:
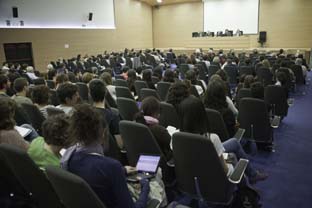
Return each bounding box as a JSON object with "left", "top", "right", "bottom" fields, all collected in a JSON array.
[
  {"left": 0, "top": 0, "right": 153, "bottom": 71},
  {"left": 153, "top": 0, "right": 312, "bottom": 50}
]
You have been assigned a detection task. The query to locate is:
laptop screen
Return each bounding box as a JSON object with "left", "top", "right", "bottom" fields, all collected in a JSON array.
[{"left": 136, "top": 155, "right": 160, "bottom": 173}]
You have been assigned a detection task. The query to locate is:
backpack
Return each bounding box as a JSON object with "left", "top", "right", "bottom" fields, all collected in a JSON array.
[{"left": 231, "top": 185, "right": 262, "bottom": 208}]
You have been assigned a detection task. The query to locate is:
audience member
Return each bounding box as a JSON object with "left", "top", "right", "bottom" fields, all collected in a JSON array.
[
  {"left": 61, "top": 104, "right": 150, "bottom": 208},
  {"left": 142, "top": 69, "right": 156, "bottom": 89},
  {"left": 56, "top": 83, "right": 79, "bottom": 115},
  {"left": 0, "top": 98, "right": 29, "bottom": 150},
  {"left": 179, "top": 96, "right": 268, "bottom": 183},
  {"left": 28, "top": 114, "right": 70, "bottom": 169},
  {"left": 12, "top": 78, "right": 33, "bottom": 105},
  {"left": 0, "top": 74, "right": 10, "bottom": 98},
  {"left": 31, "top": 85, "right": 55, "bottom": 118},
  {"left": 100, "top": 72, "right": 116, "bottom": 101}
]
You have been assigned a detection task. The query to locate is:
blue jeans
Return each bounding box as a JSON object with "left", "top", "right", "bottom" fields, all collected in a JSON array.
[{"left": 222, "top": 138, "right": 257, "bottom": 177}]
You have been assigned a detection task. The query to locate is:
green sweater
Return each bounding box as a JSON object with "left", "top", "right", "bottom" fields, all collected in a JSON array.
[{"left": 28, "top": 137, "right": 60, "bottom": 170}]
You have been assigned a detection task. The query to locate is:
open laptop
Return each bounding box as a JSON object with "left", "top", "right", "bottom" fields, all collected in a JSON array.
[{"left": 127, "top": 155, "right": 161, "bottom": 182}]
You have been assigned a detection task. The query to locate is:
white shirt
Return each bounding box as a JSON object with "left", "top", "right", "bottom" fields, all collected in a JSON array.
[{"left": 226, "top": 96, "right": 238, "bottom": 117}]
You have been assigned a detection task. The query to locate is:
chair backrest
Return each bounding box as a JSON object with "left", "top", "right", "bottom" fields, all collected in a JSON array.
[
  {"left": 205, "top": 108, "right": 230, "bottom": 142},
  {"left": 0, "top": 144, "right": 62, "bottom": 208},
  {"left": 115, "top": 86, "right": 135, "bottom": 100},
  {"left": 290, "top": 65, "right": 305, "bottom": 84},
  {"left": 140, "top": 88, "right": 160, "bottom": 101},
  {"left": 156, "top": 81, "right": 171, "bottom": 101},
  {"left": 21, "top": 103, "right": 46, "bottom": 135},
  {"left": 49, "top": 89, "right": 60, "bottom": 106},
  {"left": 46, "top": 166, "right": 106, "bottom": 208},
  {"left": 179, "top": 64, "right": 190, "bottom": 79},
  {"left": 239, "top": 66, "right": 254, "bottom": 76},
  {"left": 195, "top": 63, "right": 208, "bottom": 82},
  {"left": 46, "top": 107, "right": 65, "bottom": 117},
  {"left": 224, "top": 66, "right": 238, "bottom": 85},
  {"left": 235, "top": 88, "right": 252, "bottom": 108},
  {"left": 116, "top": 97, "right": 139, "bottom": 121},
  {"left": 159, "top": 102, "right": 180, "bottom": 129},
  {"left": 114, "top": 79, "right": 128, "bottom": 87},
  {"left": 119, "top": 120, "right": 163, "bottom": 166},
  {"left": 46, "top": 80, "right": 56, "bottom": 89},
  {"left": 172, "top": 132, "right": 233, "bottom": 204},
  {"left": 76, "top": 82, "right": 89, "bottom": 101},
  {"left": 256, "top": 67, "right": 273, "bottom": 86},
  {"left": 208, "top": 65, "right": 220, "bottom": 78},
  {"left": 238, "top": 98, "right": 272, "bottom": 143},
  {"left": 264, "top": 85, "right": 288, "bottom": 117},
  {"left": 134, "top": 80, "right": 148, "bottom": 101}
]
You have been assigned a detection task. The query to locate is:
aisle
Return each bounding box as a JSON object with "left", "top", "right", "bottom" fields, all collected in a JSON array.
[{"left": 253, "top": 72, "right": 312, "bottom": 208}]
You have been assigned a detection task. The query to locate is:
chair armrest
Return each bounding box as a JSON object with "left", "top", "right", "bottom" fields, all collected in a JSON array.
[
  {"left": 233, "top": 128, "right": 245, "bottom": 142},
  {"left": 228, "top": 159, "right": 249, "bottom": 184},
  {"left": 166, "top": 158, "right": 175, "bottom": 168},
  {"left": 271, "top": 116, "right": 281, "bottom": 128}
]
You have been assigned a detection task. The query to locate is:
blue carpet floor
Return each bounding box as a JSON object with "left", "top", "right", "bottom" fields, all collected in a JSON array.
[{"left": 252, "top": 72, "right": 312, "bottom": 208}]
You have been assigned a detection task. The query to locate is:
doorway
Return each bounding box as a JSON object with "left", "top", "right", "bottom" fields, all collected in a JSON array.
[{"left": 3, "top": 42, "right": 34, "bottom": 67}]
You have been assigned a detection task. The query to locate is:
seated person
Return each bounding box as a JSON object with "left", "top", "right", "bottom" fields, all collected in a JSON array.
[
  {"left": 135, "top": 97, "right": 172, "bottom": 160},
  {"left": 56, "top": 83, "right": 79, "bottom": 115},
  {"left": 28, "top": 114, "right": 69, "bottom": 170},
  {"left": 142, "top": 69, "right": 156, "bottom": 90},
  {"left": 55, "top": 73, "right": 69, "bottom": 89},
  {"left": 0, "top": 97, "right": 29, "bottom": 150},
  {"left": 179, "top": 96, "right": 268, "bottom": 184},
  {"left": 31, "top": 85, "right": 56, "bottom": 118},
  {"left": 100, "top": 72, "right": 116, "bottom": 101},
  {"left": 12, "top": 78, "right": 33, "bottom": 105},
  {"left": 61, "top": 104, "right": 150, "bottom": 208},
  {"left": 89, "top": 79, "right": 121, "bottom": 147},
  {"left": 0, "top": 74, "right": 10, "bottom": 98}
]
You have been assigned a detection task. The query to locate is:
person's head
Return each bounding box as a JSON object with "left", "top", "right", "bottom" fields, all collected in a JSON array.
[
  {"left": 56, "top": 83, "right": 79, "bottom": 105},
  {"left": 31, "top": 85, "right": 50, "bottom": 106},
  {"left": 276, "top": 71, "right": 287, "bottom": 85},
  {"left": 69, "top": 104, "right": 107, "bottom": 146},
  {"left": 0, "top": 98, "right": 16, "bottom": 130},
  {"left": 42, "top": 114, "right": 70, "bottom": 148},
  {"left": 203, "top": 78, "right": 227, "bottom": 110},
  {"left": 82, "top": 72, "right": 93, "bottom": 84},
  {"left": 140, "top": 96, "right": 160, "bottom": 119},
  {"left": 163, "top": 69, "right": 175, "bottom": 83},
  {"left": 185, "top": 69, "right": 197, "bottom": 85},
  {"left": 243, "top": 75, "right": 255, "bottom": 88},
  {"left": 295, "top": 58, "right": 303, "bottom": 66},
  {"left": 26, "top": 66, "right": 34, "bottom": 73},
  {"left": 122, "top": 66, "right": 130, "bottom": 74},
  {"left": 127, "top": 69, "right": 137, "bottom": 81},
  {"left": 153, "top": 65, "right": 163, "bottom": 80},
  {"left": 212, "top": 56, "right": 220, "bottom": 63},
  {"left": 142, "top": 69, "right": 152, "bottom": 82},
  {"left": 67, "top": 72, "right": 77, "bottom": 83},
  {"left": 55, "top": 74, "right": 69, "bottom": 86},
  {"left": 179, "top": 96, "right": 208, "bottom": 134},
  {"left": 215, "top": 69, "right": 228, "bottom": 82},
  {"left": 47, "top": 69, "right": 57, "bottom": 80},
  {"left": 166, "top": 82, "right": 190, "bottom": 109},
  {"left": 13, "top": 78, "right": 29, "bottom": 94},
  {"left": 262, "top": 59, "right": 271, "bottom": 68},
  {"left": 0, "top": 74, "right": 10, "bottom": 91},
  {"left": 89, "top": 79, "right": 106, "bottom": 103},
  {"left": 100, "top": 72, "right": 112, "bottom": 86},
  {"left": 250, "top": 82, "right": 264, "bottom": 99}
]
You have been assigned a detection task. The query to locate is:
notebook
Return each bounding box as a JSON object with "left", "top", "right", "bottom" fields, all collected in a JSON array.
[{"left": 15, "top": 126, "right": 32, "bottom": 138}]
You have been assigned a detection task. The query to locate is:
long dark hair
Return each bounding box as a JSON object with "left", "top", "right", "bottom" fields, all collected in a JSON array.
[
  {"left": 178, "top": 96, "right": 208, "bottom": 135},
  {"left": 203, "top": 79, "right": 228, "bottom": 111}
]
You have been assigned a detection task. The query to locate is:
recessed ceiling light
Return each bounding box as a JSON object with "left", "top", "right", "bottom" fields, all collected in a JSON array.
[{"left": 157, "top": 0, "right": 162, "bottom": 3}]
